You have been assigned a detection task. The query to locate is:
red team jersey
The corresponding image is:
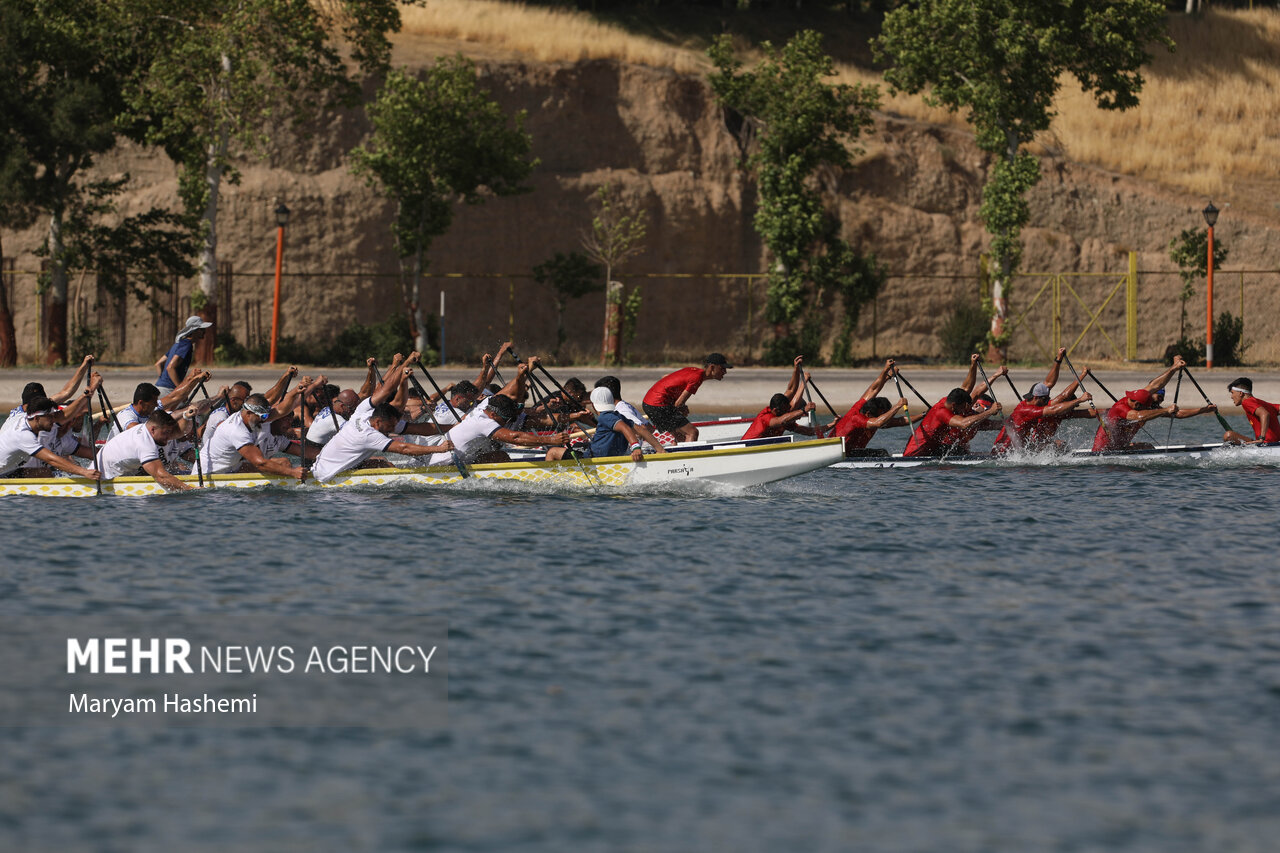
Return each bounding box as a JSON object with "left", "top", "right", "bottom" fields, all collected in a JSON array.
[
  {"left": 992, "top": 400, "right": 1065, "bottom": 452},
  {"left": 830, "top": 400, "right": 876, "bottom": 449},
  {"left": 642, "top": 367, "right": 705, "bottom": 407},
  {"left": 1242, "top": 396, "right": 1280, "bottom": 442},
  {"left": 1092, "top": 398, "right": 1143, "bottom": 451},
  {"left": 903, "top": 400, "right": 960, "bottom": 457},
  {"left": 742, "top": 406, "right": 783, "bottom": 440}
]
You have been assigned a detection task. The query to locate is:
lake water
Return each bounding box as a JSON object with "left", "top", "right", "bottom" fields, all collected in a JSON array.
[{"left": 3, "top": 418, "right": 1279, "bottom": 852}]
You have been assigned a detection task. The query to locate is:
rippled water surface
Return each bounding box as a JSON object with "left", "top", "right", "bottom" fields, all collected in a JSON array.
[{"left": 3, "top": 419, "right": 1280, "bottom": 852}]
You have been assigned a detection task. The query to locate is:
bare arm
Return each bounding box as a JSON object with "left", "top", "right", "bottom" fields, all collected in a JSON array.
[
  {"left": 862, "top": 360, "right": 895, "bottom": 402},
  {"left": 629, "top": 420, "right": 668, "bottom": 453},
  {"left": 237, "top": 443, "right": 305, "bottom": 480},
  {"left": 33, "top": 447, "right": 99, "bottom": 479},
  {"left": 947, "top": 402, "right": 1003, "bottom": 430},
  {"left": 868, "top": 399, "right": 908, "bottom": 430},
  {"left": 783, "top": 356, "right": 804, "bottom": 399},
  {"left": 1146, "top": 357, "right": 1185, "bottom": 393},
  {"left": 141, "top": 458, "right": 191, "bottom": 491},
  {"left": 1043, "top": 347, "right": 1066, "bottom": 389},
  {"left": 385, "top": 439, "right": 453, "bottom": 457},
  {"left": 492, "top": 427, "right": 569, "bottom": 448},
  {"left": 264, "top": 366, "right": 298, "bottom": 405},
  {"left": 51, "top": 355, "right": 94, "bottom": 404},
  {"left": 358, "top": 359, "right": 378, "bottom": 400},
  {"left": 369, "top": 355, "right": 408, "bottom": 407},
  {"left": 961, "top": 354, "right": 980, "bottom": 393}
]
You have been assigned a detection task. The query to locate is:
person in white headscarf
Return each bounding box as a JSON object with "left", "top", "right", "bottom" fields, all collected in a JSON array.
[{"left": 155, "top": 315, "right": 212, "bottom": 392}]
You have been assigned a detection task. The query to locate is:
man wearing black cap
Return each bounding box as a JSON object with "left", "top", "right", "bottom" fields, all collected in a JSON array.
[{"left": 641, "top": 353, "right": 732, "bottom": 443}]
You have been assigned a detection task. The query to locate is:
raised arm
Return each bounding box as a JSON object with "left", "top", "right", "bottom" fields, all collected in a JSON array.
[
  {"left": 861, "top": 359, "right": 896, "bottom": 402},
  {"left": 1146, "top": 356, "right": 1186, "bottom": 393},
  {"left": 783, "top": 356, "right": 804, "bottom": 400},
  {"left": 960, "top": 354, "right": 980, "bottom": 393},
  {"left": 369, "top": 354, "right": 408, "bottom": 407},
  {"left": 50, "top": 355, "right": 95, "bottom": 404},
  {"left": 264, "top": 366, "right": 298, "bottom": 405},
  {"left": 358, "top": 359, "right": 378, "bottom": 400}
]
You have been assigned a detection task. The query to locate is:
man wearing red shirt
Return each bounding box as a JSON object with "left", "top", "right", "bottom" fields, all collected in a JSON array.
[
  {"left": 742, "top": 394, "right": 817, "bottom": 440},
  {"left": 828, "top": 359, "right": 912, "bottom": 450},
  {"left": 903, "top": 388, "right": 1002, "bottom": 457},
  {"left": 1091, "top": 356, "right": 1215, "bottom": 451},
  {"left": 642, "top": 353, "right": 731, "bottom": 442},
  {"left": 1223, "top": 377, "right": 1280, "bottom": 444},
  {"left": 991, "top": 355, "right": 1093, "bottom": 454}
]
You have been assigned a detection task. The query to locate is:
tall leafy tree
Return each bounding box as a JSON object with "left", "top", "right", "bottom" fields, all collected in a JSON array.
[
  {"left": 708, "top": 30, "right": 880, "bottom": 364},
  {"left": 351, "top": 60, "right": 536, "bottom": 353},
  {"left": 876, "top": 0, "right": 1170, "bottom": 361},
  {"left": 0, "top": 0, "right": 135, "bottom": 364},
  {"left": 118, "top": 0, "right": 414, "bottom": 357}
]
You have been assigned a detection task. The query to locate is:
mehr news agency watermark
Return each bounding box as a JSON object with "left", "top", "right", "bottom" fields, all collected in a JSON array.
[{"left": 0, "top": 616, "right": 448, "bottom": 728}]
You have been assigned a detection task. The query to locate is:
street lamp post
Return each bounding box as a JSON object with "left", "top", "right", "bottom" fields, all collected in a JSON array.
[
  {"left": 269, "top": 202, "right": 290, "bottom": 364},
  {"left": 1198, "top": 206, "right": 1218, "bottom": 368}
]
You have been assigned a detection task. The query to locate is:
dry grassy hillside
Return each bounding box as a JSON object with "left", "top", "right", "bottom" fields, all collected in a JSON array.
[{"left": 400, "top": 2, "right": 1280, "bottom": 218}]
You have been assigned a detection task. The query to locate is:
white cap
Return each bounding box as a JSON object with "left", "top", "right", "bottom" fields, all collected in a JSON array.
[{"left": 590, "top": 386, "right": 616, "bottom": 412}]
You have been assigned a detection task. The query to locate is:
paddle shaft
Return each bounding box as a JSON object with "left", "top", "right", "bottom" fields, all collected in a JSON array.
[
  {"left": 976, "top": 362, "right": 999, "bottom": 405},
  {"left": 97, "top": 385, "right": 124, "bottom": 435},
  {"left": 405, "top": 372, "right": 469, "bottom": 478},
  {"left": 84, "top": 389, "right": 101, "bottom": 496},
  {"left": 1062, "top": 355, "right": 1112, "bottom": 444},
  {"left": 806, "top": 377, "right": 841, "bottom": 421},
  {"left": 1179, "top": 366, "right": 1234, "bottom": 432},
  {"left": 1167, "top": 369, "right": 1183, "bottom": 443},
  {"left": 894, "top": 370, "right": 933, "bottom": 410},
  {"left": 894, "top": 371, "right": 923, "bottom": 449},
  {"left": 1064, "top": 354, "right": 1118, "bottom": 403}
]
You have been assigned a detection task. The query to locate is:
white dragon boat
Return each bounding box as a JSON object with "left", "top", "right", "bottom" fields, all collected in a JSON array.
[
  {"left": 0, "top": 438, "right": 845, "bottom": 497},
  {"left": 831, "top": 441, "right": 1280, "bottom": 469}
]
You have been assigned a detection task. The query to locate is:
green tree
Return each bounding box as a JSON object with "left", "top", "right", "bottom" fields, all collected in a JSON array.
[
  {"left": 0, "top": 0, "right": 137, "bottom": 364},
  {"left": 533, "top": 251, "right": 603, "bottom": 360},
  {"left": 118, "top": 0, "right": 413, "bottom": 355},
  {"left": 708, "top": 30, "right": 880, "bottom": 365},
  {"left": 580, "top": 184, "right": 648, "bottom": 365},
  {"left": 1168, "top": 226, "right": 1228, "bottom": 341},
  {"left": 351, "top": 60, "right": 536, "bottom": 352},
  {"left": 876, "top": 0, "right": 1170, "bottom": 361}
]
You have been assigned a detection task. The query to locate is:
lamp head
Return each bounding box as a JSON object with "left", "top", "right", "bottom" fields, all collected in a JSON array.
[{"left": 1203, "top": 201, "right": 1218, "bottom": 228}]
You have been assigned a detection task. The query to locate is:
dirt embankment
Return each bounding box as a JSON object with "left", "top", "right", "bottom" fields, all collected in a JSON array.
[{"left": 4, "top": 57, "right": 1278, "bottom": 365}]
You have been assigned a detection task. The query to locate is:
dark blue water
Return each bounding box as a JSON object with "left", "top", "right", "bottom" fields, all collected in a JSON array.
[{"left": 3, "top": 418, "right": 1280, "bottom": 852}]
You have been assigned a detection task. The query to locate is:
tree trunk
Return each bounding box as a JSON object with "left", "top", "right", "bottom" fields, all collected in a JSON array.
[
  {"left": 0, "top": 233, "right": 17, "bottom": 366},
  {"left": 411, "top": 243, "right": 428, "bottom": 355},
  {"left": 197, "top": 61, "right": 232, "bottom": 357},
  {"left": 45, "top": 214, "right": 69, "bottom": 365},
  {"left": 987, "top": 272, "right": 1007, "bottom": 364},
  {"left": 602, "top": 279, "right": 623, "bottom": 366}
]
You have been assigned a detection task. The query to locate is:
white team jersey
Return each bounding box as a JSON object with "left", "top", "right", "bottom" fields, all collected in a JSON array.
[
  {"left": 202, "top": 413, "right": 260, "bottom": 474},
  {"left": 98, "top": 424, "right": 163, "bottom": 479},
  {"left": 429, "top": 414, "right": 500, "bottom": 466},
  {"left": 312, "top": 418, "right": 393, "bottom": 482}
]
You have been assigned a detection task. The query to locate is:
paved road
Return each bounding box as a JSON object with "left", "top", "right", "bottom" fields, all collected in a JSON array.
[{"left": 3, "top": 361, "right": 1273, "bottom": 416}]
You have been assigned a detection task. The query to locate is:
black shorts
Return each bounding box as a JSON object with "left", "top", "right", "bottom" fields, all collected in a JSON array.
[{"left": 643, "top": 403, "right": 689, "bottom": 432}]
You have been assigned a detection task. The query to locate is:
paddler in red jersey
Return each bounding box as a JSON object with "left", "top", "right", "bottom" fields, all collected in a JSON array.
[
  {"left": 992, "top": 350, "right": 1093, "bottom": 454},
  {"left": 1223, "top": 377, "right": 1280, "bottom": 445},
  {"left": 642, "top": 353, "right": 731, "bottom": 443},
  {"left": 1091, "top": 355, "right": 1215, "bottom": 451},
  {"left": 827, "top": 360, "right": 914, "bottom": 450},
  {"left": 741, "top": 356, "right": 818, "bottom": 440},
  {"left": 903, "top": 387, "right": 1003, "bottom": 457}
]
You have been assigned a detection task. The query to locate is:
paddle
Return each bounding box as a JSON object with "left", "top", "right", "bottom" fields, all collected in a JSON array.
[
  {"left": 1064, "top": 353, "right": 1117, "bottom": 404},
  {"left": 84, "top": 389, "right": 101, "bottom": 496},
  {"left": 296, "top": 383, "right": 311, "bottom": 474},
  {"left": 531, "top": 361, "right": 596, "bottom": 427},
  {"left": 803, "top": 382, "right": 821, "bottom": 436},
  {"left": 893, "top": 369, "right": 933, "bottom": 411},
  {"left": 976, "top": 361, "right": 1000, "bottom": 407},
  {"left": 1003, "top": 372, "right": 1021, "bottom": 401},
  {"left": 1179, "top": 366, "right": 1233, "bottom": 433},
  {"left": 893, "top": 368, "right": 922, "bottom": 451},
  {"left": 1166, "top": 367, "right": 1183, "bottom": 444},
  {"left": 405, "top": 370, "right": 469, "bottom": 479},
  {"left": 97, "top": 384, "right": 124, "bottom": 435},
  {"left": 524, "top": 362, "right": 599, "bottom": 489},
  {"left": 806, "top": 377, "right": 841, "bottom": 421},
  {"left": 416, "top": 364, "right": 465, "bottom": 425},
  {"left": 1061, "top": 354, "right": 1113, "bottom": 447}
]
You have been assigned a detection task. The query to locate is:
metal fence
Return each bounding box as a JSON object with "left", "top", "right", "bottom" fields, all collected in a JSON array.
[{"left": 2, "top": 258, "right": 1277, "bottom": 364}]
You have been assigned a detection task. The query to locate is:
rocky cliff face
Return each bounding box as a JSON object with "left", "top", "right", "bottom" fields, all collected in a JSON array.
[{"left": 5, "top": 57, "right": 1278, "bottom": 365}]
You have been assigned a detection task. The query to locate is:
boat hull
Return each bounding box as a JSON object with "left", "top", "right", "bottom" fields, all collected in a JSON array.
[
  {"left": 832, "top": 441, "right": 1280, "bottom": 469},
  {"left": 0, "top": 438, "right": 845, "bottom": 497}
]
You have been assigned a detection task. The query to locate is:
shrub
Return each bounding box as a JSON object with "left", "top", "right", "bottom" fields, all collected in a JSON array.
[{"left": 938, "top": 297, "right": 988, "bottom": 363}]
